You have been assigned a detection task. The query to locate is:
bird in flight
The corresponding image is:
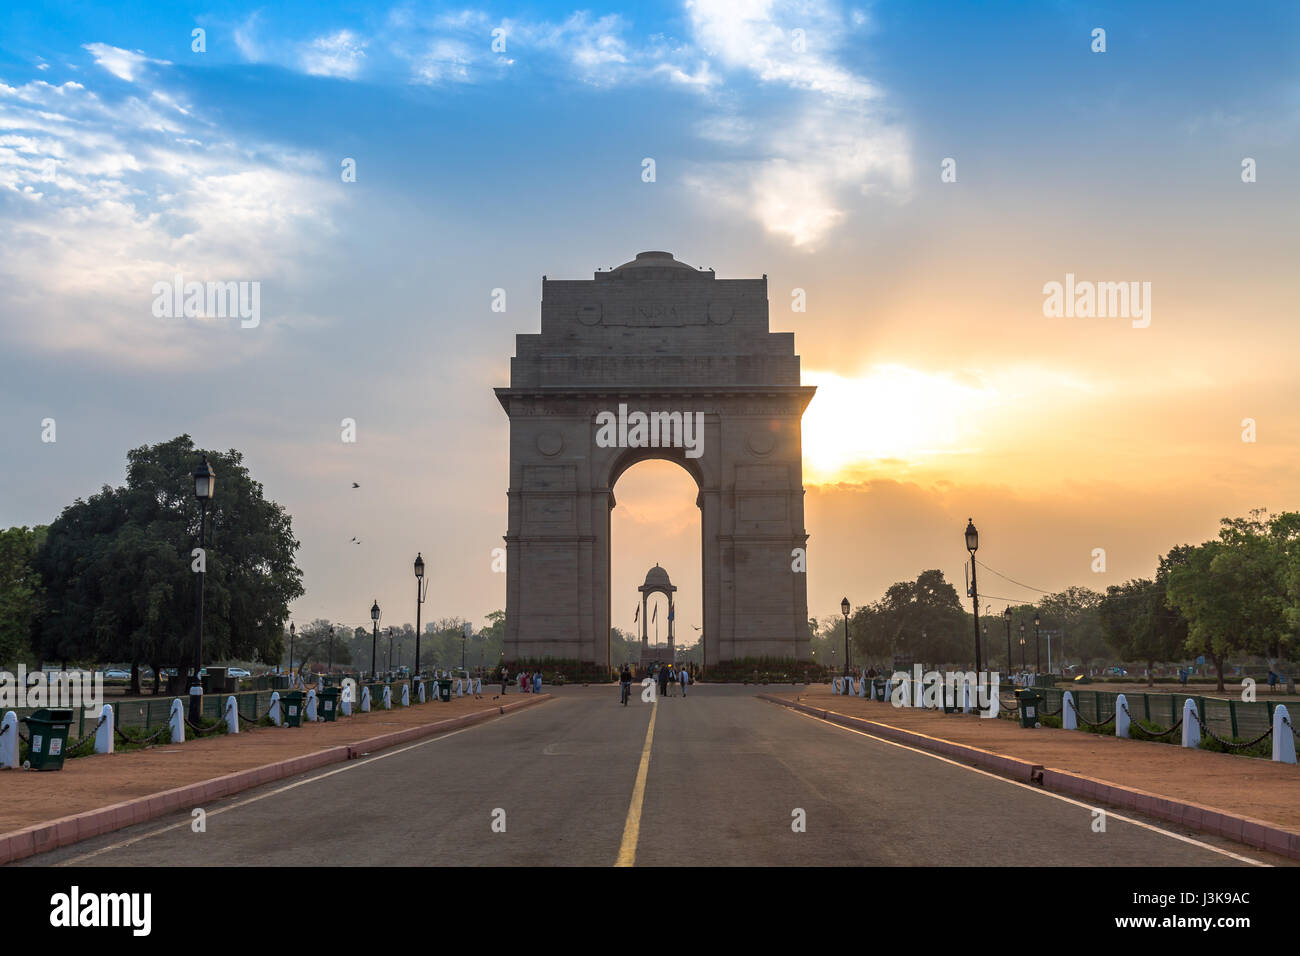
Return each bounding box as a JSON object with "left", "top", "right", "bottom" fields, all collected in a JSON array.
[{"left": 352, "top": 482, "right": 360, "bottom": 488}]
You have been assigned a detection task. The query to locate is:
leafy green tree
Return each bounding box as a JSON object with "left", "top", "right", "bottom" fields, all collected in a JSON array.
[
  {"left": 36, "top": 435, "right": 303, "bottom": 683},
  {"left": 1038, "top": 586, "right": 1104, "bottom": 672},
  {"left": 851, "top": 570, "right": 968, "bottom": 669},
  {"left": 1167, "top": 511, "right": 1299, "bottom": 690},
  {"left": 0, "top": 525, "right": 45, "bottom": 665}
]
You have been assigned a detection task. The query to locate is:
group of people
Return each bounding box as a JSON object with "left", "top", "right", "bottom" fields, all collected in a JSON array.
[
  {"left": 500, "top": 666, "right": 542, "bottom": 695},
  {"left": 617, "top": 662, "right": 689, "bottom": 701}
]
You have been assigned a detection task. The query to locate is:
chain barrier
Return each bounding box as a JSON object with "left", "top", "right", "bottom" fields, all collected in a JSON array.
[
  {"left": 1066, "top": 696, "right": 1115, "bottom": 728},
  {"left": 1120, "top": 702, "right": 1182, "bottom": 739},
  {"left": 0, "top": 721, "right": 7, "bottom": 737},
  {"left": 1196, "top": 710, "right": 1273, "bottom": 750},
  {"left": 1285, "top": 715, "right": 1300, "bottom": 741},
  {"left": 184, "top": 716, "right": 225, "bottom": 735},
  {"left": 115, "top": 723, "right": 170, "bottom": 745},
  {"left": 63, "top": 714, "right": 108, "bottom": 754}
]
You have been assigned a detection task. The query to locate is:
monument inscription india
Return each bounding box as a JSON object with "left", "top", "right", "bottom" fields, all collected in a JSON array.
[{"left": 495, "top": 251, "right": 816, "bottom": 668}]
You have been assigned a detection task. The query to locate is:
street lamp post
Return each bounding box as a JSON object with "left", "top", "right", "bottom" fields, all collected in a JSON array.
[
  {"left": 1033, "top": 613, "right": 1041, "bottom": 674},
  {"left": 965, "top": 520, "right": 982, "bottom": 679},
  {"left": 1003, "top": 607, "right": 1012, "bottom": 675},
  {"left": 327, "top": 626, "right": 335, "bottom": 682},
  {"left": 370, "top": 600, "right": 381, "bottom": 681},
  {"left": 288, "top": 622, "right": 295, "bottom": 681},
  {"left": 190, "top": 455, "right": 215, "bottom": 724},
  {"left": 840, "top": 597, "right": 851, "bottom": 677},
  {"left": 413, "top": 553, "right": 427, "bottom": 690},
  {"left": 462, "top": 621, "right": 471, "bottom": 671},
  {"left": 1019, "top": 621, "right": 1026, "bottom": 674}
]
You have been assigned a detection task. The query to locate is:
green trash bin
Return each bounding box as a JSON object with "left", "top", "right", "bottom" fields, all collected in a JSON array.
[
  {"left": 282, "top": 691, "right": 305, "bottom": 727},
  {"left": 1015, "top": 688, "right": 1043, "bottom": 728},
  {"left": 319, "top": 687, "right": 340, "bottom": 722},
  {"left": 21, "top": 708, "right": 75, "bottom": 771},
  {"left": 438, "top": 679, "right": 452, "bottom": 702}
]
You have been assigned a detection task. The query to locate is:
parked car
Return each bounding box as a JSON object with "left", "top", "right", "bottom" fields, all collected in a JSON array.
[
  {"left": 227, "top": 668, "right": 252, "bottom": 679},
  {"left": 102, "top": 669, "right": 131, "bottom": 679}
]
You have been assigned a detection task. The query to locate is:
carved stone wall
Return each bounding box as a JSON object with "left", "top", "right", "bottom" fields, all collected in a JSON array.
[{"left": 496, "top": 252, "right": 815, "bottom": 668}]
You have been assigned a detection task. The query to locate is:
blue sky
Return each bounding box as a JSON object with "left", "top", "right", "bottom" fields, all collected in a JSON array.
[{"left": 1, "top": 1, "right": 1296, "bottom": 638}]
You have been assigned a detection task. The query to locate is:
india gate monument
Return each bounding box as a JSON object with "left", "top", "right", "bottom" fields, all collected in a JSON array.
[{"left": 495, "top": 251, "right": 816, "bottom": 668}]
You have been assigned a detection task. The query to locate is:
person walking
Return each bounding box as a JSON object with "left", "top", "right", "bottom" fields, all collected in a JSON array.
[
  {"left": 679, "top": 666, "right": 689, "bottom": 697},
  {"left": 619, "top": 663, "right": 632, "bottom": 706},
  {"left": 657, "top": 664, "right": 669, "bottom": 699},
  {"left": 500, "top": 664, "right": 509, "bottom": 695},
  {"left": 533, "top": 671, "right": 542, "bottom": 694}
]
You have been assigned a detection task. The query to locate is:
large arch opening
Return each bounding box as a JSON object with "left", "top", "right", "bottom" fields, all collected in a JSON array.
[{"left": 609, "top": 457, "right": 702, "bottom": 668}]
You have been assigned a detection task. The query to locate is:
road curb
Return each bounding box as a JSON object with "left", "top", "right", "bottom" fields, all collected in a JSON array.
[
  {"left": 0, "top": 694, "right": 552, "bottom": 866},
  {"left": 759, "top": 694, "right": 1300, "bottom": 861}
]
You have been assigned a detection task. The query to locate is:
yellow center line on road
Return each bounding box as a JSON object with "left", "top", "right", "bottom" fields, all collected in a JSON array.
[{"left": 615, "top": 697, "right": 658, "bottom": 867}]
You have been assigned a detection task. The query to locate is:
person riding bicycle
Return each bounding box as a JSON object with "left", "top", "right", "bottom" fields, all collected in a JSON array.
[{"left": 620, "top": 663, "right": 633, "bottom": 705}]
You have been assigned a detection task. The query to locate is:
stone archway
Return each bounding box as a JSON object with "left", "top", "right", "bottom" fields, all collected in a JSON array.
[{"left": 495, "top": 251, "right": 816, "bottom": 669}]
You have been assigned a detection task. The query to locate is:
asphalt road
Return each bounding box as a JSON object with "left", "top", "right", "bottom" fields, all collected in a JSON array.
[{"left": 19, "top": 684, "right": 1269, "bottom": 867}]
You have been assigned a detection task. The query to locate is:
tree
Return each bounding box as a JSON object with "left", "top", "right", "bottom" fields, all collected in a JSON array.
[
  {"left": 851, "top": 570, "right": 968, "bottom": 668},
  {"left": 1167, "top": 511, "right": 1299, "bottom": 691},
  {"left": 1038, "top": 586, "right": 1104, "bottom": 672},
  {"left": 36, "top": 435, "right": 303, "bottom": 682},
  {"left": 0, "top": 525, "right": 45, "bottom": 666}
]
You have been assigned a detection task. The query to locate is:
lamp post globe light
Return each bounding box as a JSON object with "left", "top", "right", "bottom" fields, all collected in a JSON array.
[
  {"left": 370, "top": 600, "right": 381, "bottom": 682},
  {"left": 190, "top": 455, "right": 215, "bottom": 724},
  {"left": 1033, "top": 612, "right": 1041, "bottom": 674},
  {"left": 413, "top": 553, "right": 427, "bottom": 691},
  {"left": 840, "top": 597, "right": 851, "bottom": 677},
  {"left": 964, "top": 519, "right": 982, "bottom": 678}
]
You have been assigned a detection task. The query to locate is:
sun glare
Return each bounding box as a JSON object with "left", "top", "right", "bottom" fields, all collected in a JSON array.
[{"left": 800, "top": 365, "right": 994, "bottom": 482}]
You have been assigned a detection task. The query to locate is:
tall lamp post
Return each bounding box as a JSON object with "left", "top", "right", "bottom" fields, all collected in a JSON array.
[
  {"left": 387, "top": 627, "right": 393, "bottom": 675},
  {"left": 288, "top": 622, "right": 295, "bottom": 682},
  {"left": 190, "top": 455, "right": 215, "bottom": 724},
  {"left": 1003, "top": 607, "right": 1012, "bottom": 675},
  {"left": 1033, "top": 613, "right": 1041, "bottom": 674},
  {"left": 370, "top": 600, "right": 381, "bottom": 681},
  {"left": 840, "top": 597, "right": 851, "bottom": 677},
  {"left": 462, "top": 620, "right": 472, "bottom": 671},
  {"left": 964, "top": 520, "right": 982, "bottom": 678},
  {"left": 327, "top": 626, "right": 335, "bottom": 682},
  {"left": 413, "top": 553, "right": 428, "bottom": 689},
  {"left": 1019, "top": 628, "right": 1026, "bottom": 672}
]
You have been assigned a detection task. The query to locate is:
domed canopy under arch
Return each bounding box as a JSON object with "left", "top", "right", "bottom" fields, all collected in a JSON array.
[{"left": 637, "top": 564, "right": 677, "bottom": 652}]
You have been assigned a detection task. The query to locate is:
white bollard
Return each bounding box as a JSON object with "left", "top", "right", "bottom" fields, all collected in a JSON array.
[
  {"left": 0, "top": 711, "right": 19, "bottom": 768},
  {"left": 1181, "top": 698, "right": 1200, "bottom": 748},
  {"left": 94, "top": 703, "right": 115, "bottom": 754},
  {"left": 962, "top": 682, "right": 972, "bottom": 714},
  {"left": 832, "top": 677, "right": 841, "bottom": 695},
  {"left": 360, "top": 686, "right": 371, "bottom": 713},
  {"left": 1115, "top": 694, "right": 1130, "bottom": 738},
  {"left": 455, "top": 679, "right": 464, "bottom": 697},
  {"left": 1062, "top": 691, "right": 1077, "bottom": 730},
  {"left": 884, "top": 679, "right": 894, "bottom": 704},
  {"left": 341, "top": 679, "right": 355, "bottom": 716},
  {"left": 169, "top": 698, "right": 184, "bottom": 743},
  {"left": 270, "top": 691, "right": 282, "bottom": 727},
  {"left": 475, "top": 677, "right": 483, "bottom": 694},
  {"left": 306, "top": 689, "right": 319, "bottom": 722},
  {"left": 857, "top": 676, "right": 867, "bottom": 698},
  {"left": 401, "top": 684, "right": 410, "bottom": 707},
  {"left": 225, "top": 696, "right": 239, "bottom": 735},
  {"left": 1273, "top": 705, "right": 1296, "bottom": 764},
  {"left": 383, "top": 685, "right": 392, "bottom": 710},
  {"left": 417, "top": 681, "right": 426, "bottom": 703}
]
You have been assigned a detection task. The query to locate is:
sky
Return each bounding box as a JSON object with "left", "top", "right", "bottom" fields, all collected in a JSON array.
[{"left": 1, "top": 1, "right": 1296, "bottom": 644}]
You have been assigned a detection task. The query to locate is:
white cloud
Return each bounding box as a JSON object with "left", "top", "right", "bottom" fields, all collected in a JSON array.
[
  {"left": 82, "top": 43, "right": 171, "bottom": 82},
  {"left": 0, "top": 56, "right": 342, "bottom": 366},
  {"left": 300, "top": 30, "right": 368, "bottom": 78}
]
